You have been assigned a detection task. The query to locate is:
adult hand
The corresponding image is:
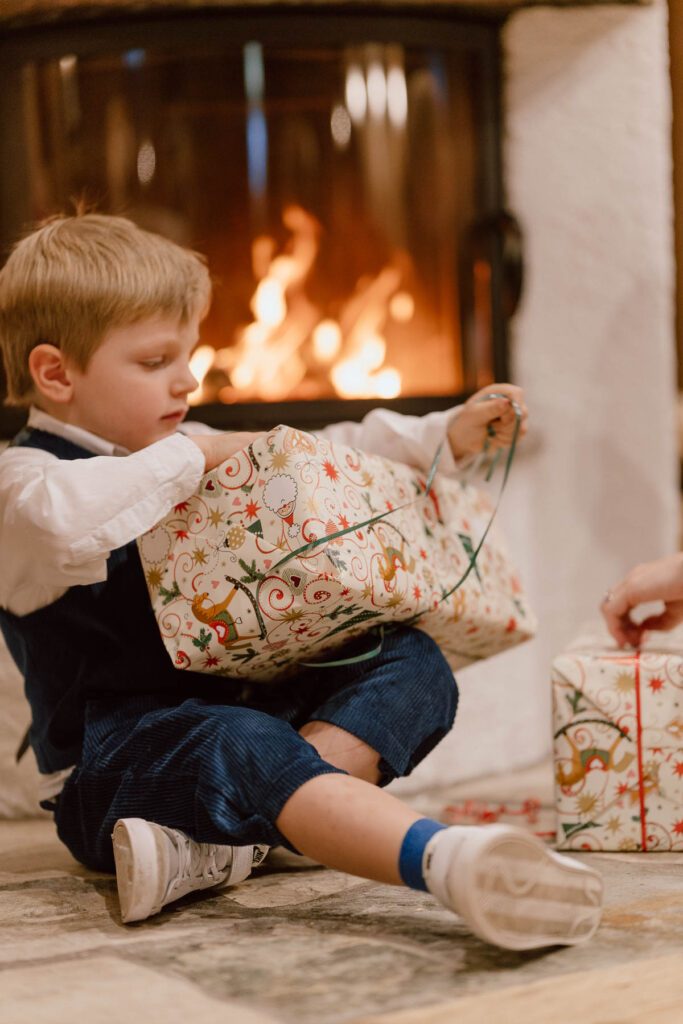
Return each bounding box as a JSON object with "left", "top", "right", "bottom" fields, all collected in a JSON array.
[
  {"left": 601, "top": 552, "right": 683, "bottom": 647},
  {"left": 187, "top": 431, "right": 264, "bottom": 473},
  {"left": 448, "top": 383, "right": 528, "bottom": 461}
]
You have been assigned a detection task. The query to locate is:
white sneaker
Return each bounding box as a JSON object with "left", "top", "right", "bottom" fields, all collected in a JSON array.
[
  {"left": 424, "top": 824, "right": 603, "bottom": 951},
  {"left": 112, "top": 817, "right": 269, "bottom": 924}
]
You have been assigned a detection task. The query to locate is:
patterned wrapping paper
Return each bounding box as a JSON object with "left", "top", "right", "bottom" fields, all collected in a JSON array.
[
  {"left": 137, "top": 424, "right": 536, "bottom": 683},
  {"left": 553, "top": 629, "right": 683, "bottom": 852}
]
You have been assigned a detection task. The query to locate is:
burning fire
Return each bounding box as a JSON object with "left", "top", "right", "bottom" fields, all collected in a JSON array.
[{"left": 188, "top": 204, "right": 412, "bottom": 405}]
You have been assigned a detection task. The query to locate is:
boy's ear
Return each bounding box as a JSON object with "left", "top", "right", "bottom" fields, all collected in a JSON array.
[{"left": 28, "top": 344, "right": 75, "bottom": 405}]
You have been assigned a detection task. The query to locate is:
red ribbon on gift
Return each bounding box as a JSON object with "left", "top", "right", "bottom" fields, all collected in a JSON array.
[
  {"left": 609, "top": 650, "right": 648, "bottom": 850},
  {"left": 633, "top": 650, "right": 648, "bottom": 852}
]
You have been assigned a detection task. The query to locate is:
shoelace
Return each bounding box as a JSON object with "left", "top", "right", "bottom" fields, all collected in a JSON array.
[{"left": 171, "top": 832, "right": 232, "bottom": 887}]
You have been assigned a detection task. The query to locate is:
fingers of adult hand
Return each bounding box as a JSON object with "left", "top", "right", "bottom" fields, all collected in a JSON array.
[
  {"left": 638, "top": 614, "right": 671, "bottom": 632},
  {"left": 602, "top": 578, "right": 643, "bottom": 623},
  {"left": 604, "top": 612, "right": 642, "bottom": 649},
  {"left": 601, "top": 606, "right": 626, "bottom": 645},
  {"left": 640, "top": 603, "right": 683, "bottom": 633},
  {"left": 613, "top": 555, "right": 683, "bottom": 609},
  {"left": 601, "top": 589, "right": 637, "bottom": 645}
]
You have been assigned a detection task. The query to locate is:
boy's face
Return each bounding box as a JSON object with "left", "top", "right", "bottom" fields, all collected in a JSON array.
[{"left": 66, "top": 315, "right": 201, "bottom": 451}]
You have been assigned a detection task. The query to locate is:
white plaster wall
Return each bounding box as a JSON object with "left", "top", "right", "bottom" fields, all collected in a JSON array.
[{"left": 394, "top": 0, "right": 679, "bottom": 794}]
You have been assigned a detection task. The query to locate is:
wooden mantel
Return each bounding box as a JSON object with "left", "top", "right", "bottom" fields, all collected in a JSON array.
[{"left": 0, "top": 0, "right": 653, "bottom": 30}]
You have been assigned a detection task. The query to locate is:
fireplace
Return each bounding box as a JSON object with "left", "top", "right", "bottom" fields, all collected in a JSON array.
[
  {"left": 0, "top": 0, "right": 672, "bottom": 792},
  {"left": 0, "top": 8, "right": 514, "bottom": 436}
]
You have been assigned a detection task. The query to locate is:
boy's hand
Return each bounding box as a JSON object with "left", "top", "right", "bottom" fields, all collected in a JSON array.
[
  {"left": 448, "top": 383, "right": 528, "bottom": 461},
  {"left": 187, "top": 431, "right": 265, "bottom": 473}
]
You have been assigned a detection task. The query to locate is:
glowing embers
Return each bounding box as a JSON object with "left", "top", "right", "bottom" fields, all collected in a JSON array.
[{"left": 189, "top": 204, "right": 411, "bottom": 405}]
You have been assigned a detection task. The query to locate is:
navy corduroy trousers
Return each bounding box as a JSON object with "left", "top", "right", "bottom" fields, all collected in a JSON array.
[{"left": 53, "top": 627, "right": 458, "bottom": 872}]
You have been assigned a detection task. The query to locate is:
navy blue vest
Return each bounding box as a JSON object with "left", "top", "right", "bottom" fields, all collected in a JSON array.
[{"left": 0, "top": 428, "right": 212, "bottom": 773}]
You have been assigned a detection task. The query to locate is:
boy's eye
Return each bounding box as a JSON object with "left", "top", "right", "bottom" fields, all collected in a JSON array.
[{"left": 141, "top": 357, "right": 166, "bottom": 368}]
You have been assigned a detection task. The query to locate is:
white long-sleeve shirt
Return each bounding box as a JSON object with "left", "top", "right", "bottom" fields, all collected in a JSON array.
[{"left": 0, "top": 405, "right": 461, "bottom": 618}]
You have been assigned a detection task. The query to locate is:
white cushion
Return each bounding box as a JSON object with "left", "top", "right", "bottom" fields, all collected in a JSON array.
[{"left": 0, "top": 632, "right": 46, "bottom": 818}]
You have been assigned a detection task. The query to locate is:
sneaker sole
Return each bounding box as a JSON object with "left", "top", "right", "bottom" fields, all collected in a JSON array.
[
  {"left": 452, "top": 827, "right": 603, "bottom": 951},
  {"left": 112, "top": 818, "right": 162, "bottom": 924}
]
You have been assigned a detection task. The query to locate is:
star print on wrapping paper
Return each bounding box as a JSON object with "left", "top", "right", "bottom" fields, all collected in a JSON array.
[
  {"left": 615, "top": 672, "right": 635, "bottom": 693},
  {"left": 270, "top": 451, "right": 290, "bottom": 471},
  {"left": 192, "top": 546, "right": 208, "bottom": 565},
  {"left": 648, "top": 676, "right": 665, "bottom": 692},
  {"left": 145, "top": 568, "right": 163, "bottom": 590},
  {"left": 245, "top": 500, "right": 261, "bottom": 521}
]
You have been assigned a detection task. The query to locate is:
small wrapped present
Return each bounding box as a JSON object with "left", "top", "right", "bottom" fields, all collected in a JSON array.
[
  {"left": 553, "top": 627, "right": 683, "bottom": 852},
  {"left": 138, "top": 424, "right": 536, "bottom": 682}
]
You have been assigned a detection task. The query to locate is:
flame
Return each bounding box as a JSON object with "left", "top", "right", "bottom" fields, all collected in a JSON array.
[
  {"left": 356, "top": 334, "right": 386, "bottom": 372},
  {"left": 374, "top": 367, "right": 402, "bottom": 399},
  {"left": 389, "top": 291, "right": 414, "bottom": 323},
  {"left": 251, "top": 277, "right": 286, "bottom": 328},
  {"left": 312, "top": 320, "right": 342, "bottom": 363},
  {"left": 331, "top": 332, "right": 401, "bottom": 400},
  {"left": 196, "top": 203, "right": 410, "bottom": 404}
]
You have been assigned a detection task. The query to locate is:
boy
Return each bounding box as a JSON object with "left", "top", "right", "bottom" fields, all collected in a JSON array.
[{"left": 0, "top": 213, "right": 602, "bottom": 948}]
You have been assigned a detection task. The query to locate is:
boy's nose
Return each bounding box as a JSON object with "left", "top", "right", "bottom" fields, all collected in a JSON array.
[{"left": 173, "top": 367, "right": 199, "bottom": 395}]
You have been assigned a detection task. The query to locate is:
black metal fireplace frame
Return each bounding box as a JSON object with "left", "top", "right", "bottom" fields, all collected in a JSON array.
[{"left": 0, "top": 7, "right": 507, "bottom": 436}]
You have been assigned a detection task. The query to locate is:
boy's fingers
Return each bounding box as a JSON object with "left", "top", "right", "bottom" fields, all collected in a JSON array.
[
  {"left": 478, "top": 382, "right": 524, "bottom": 402},
  {"left": 478, "top": 394, "right": 527, "bottom": 425},
  {"left": 469, "top": 398, "right": 508, "bottom": 424}
]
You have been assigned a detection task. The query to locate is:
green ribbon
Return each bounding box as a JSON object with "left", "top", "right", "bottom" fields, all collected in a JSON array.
[
  {"left": 300, "top": 625, "right": 387, "bottom": 669},
  {"left": 255, "top": 393, "right": 522, "bottom": 669},
  {"left": 435, "top": 393, "right": 521, "bottom": 605}
]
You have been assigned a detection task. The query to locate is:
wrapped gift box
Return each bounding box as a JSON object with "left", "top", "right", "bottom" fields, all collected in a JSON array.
[
  {"left": 553, "top": 627, "right": 683, "bottom": 852},
  {"left": 138, "top": 424, "right": 536, "bottom": 682}
]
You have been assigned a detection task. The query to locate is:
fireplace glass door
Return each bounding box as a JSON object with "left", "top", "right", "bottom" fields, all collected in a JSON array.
[{"left": 0, "top": 13, "right": 505, "bottom": 431}]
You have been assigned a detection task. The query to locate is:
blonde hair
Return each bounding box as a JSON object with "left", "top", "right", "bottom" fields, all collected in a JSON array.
[{"left": 0, "top": 213, "right": 212, "bottom": 406}]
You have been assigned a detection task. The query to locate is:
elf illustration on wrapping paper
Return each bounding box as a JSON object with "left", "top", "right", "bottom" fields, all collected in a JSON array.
[
  {"left": 262, "top": 473, "right": 300, "bottom": 539},
  {"left": 368, "top": 522, "right": 415, "bottom": 588},
  {"left": 191, "top": 578, "right": 266, "bottom": 651},
  {"left": 554, "top": 723, "right": 635, "bottom": 788}
]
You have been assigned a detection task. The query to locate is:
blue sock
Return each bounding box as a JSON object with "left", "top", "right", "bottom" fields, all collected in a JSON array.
[{"left": 398, "top": 819, "right": 447, "bottom": 892}]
